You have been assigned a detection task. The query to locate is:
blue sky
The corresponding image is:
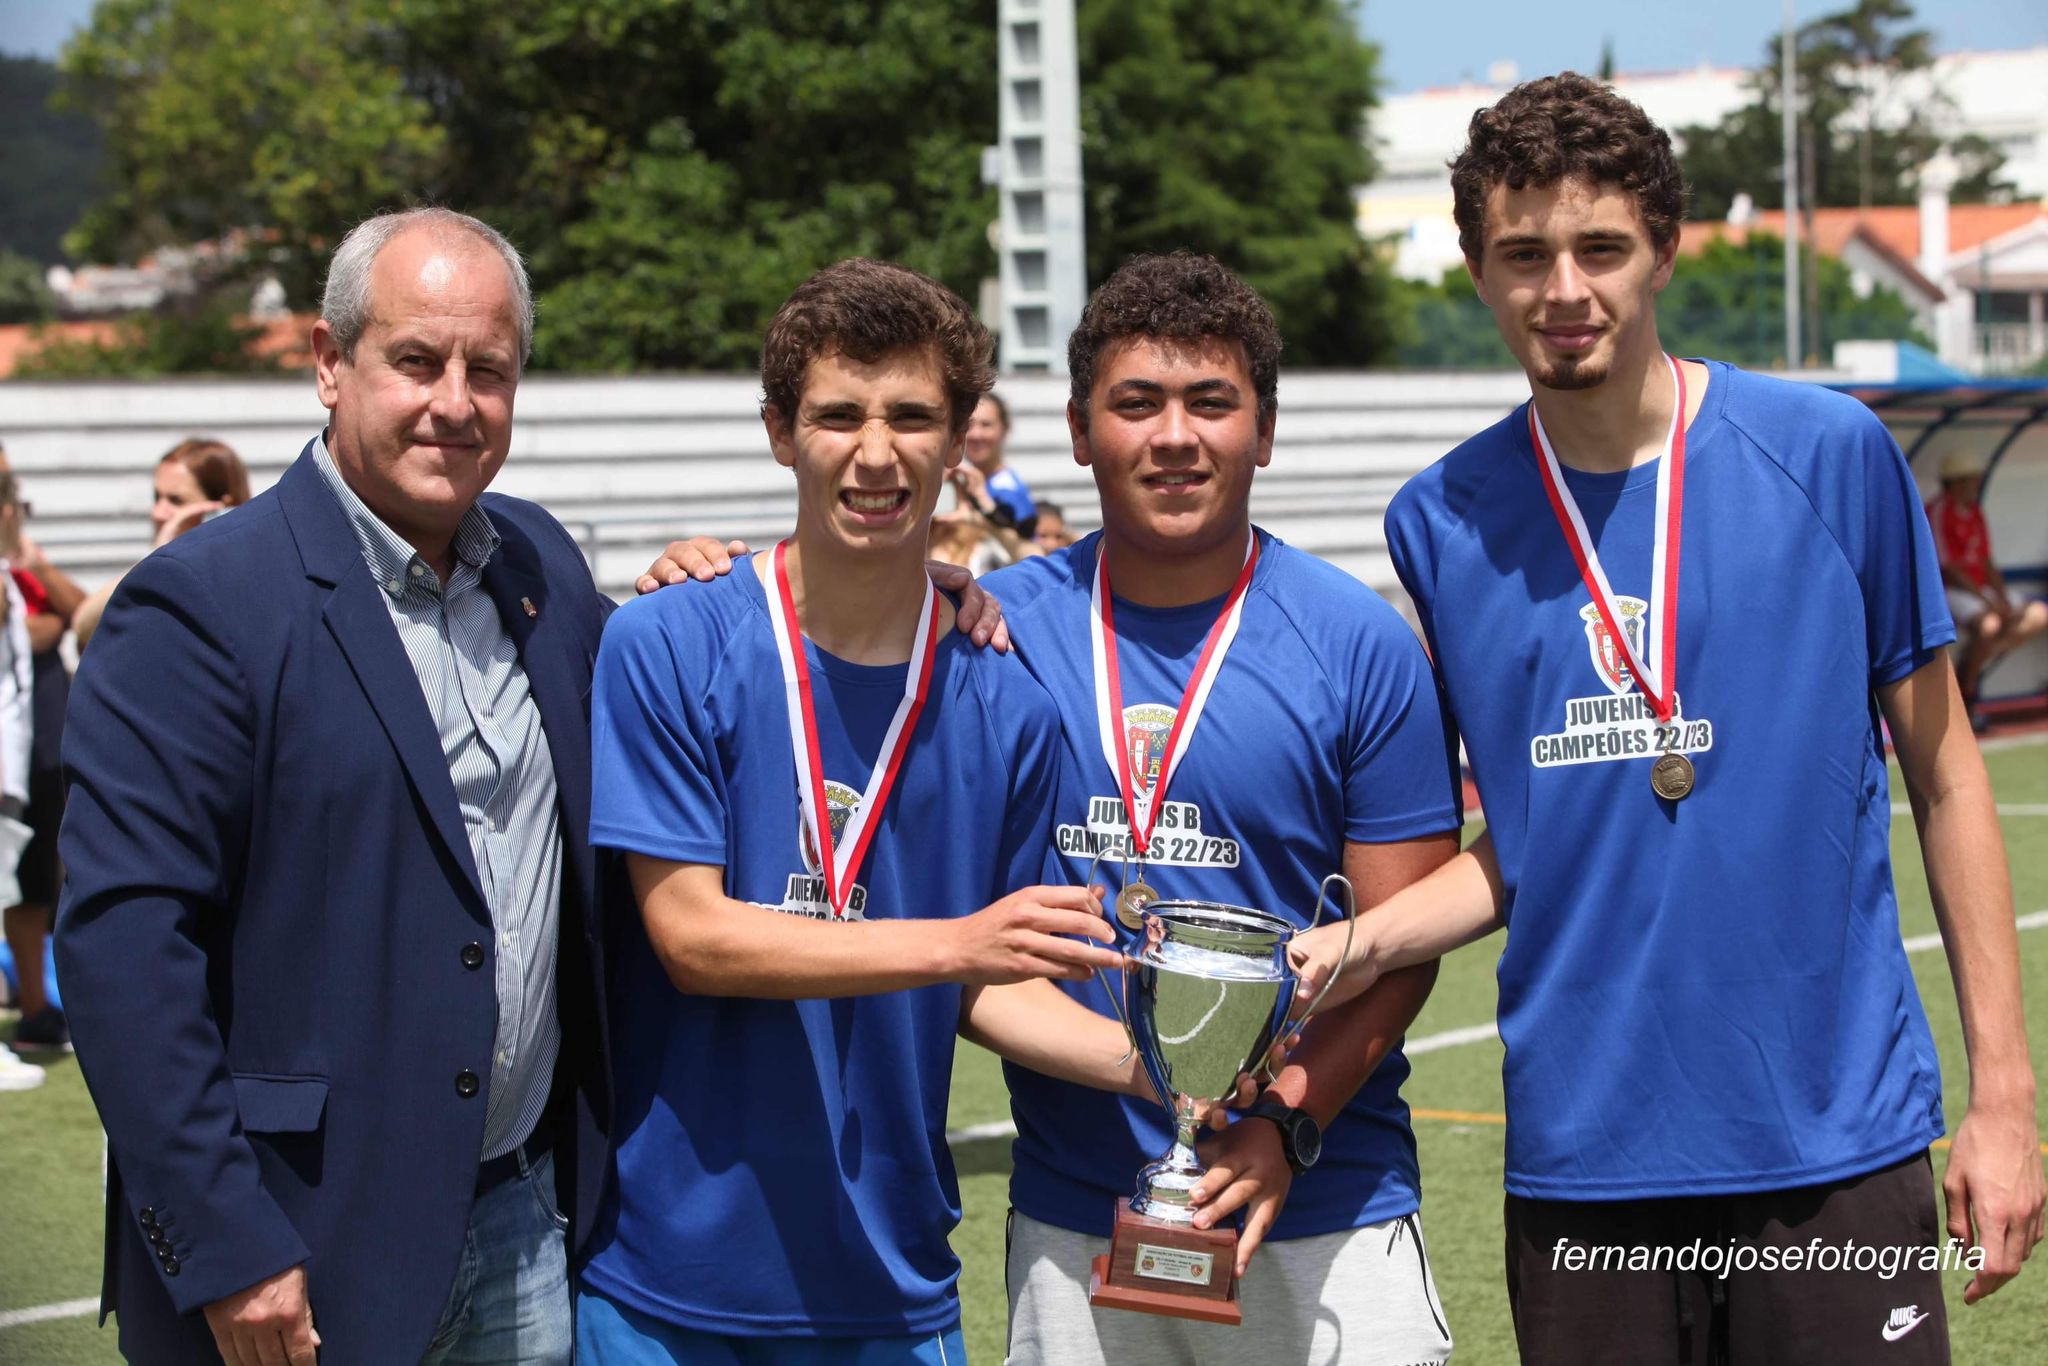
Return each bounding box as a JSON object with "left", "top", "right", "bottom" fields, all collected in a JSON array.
[
  {"left": 3, "top": 0, "right": 2045, "bottom": 91},
  {"left": 1371, "top": 0, "right": 2048, "bottom": 92}
]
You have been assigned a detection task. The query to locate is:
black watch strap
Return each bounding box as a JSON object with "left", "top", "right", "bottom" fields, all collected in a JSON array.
[{"left": 1245, "top": 1096, "right": 1321, "bottom": 1174}]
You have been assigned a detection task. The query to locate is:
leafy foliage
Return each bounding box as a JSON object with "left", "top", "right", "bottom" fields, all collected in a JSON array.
[
  {"left": 1077, "top": 0, "right": 1393, "bottom": 365},
  {"left": 1387, "top": 235, "right": 1927, "bottom": 371},
  {"left": 1676, "top": 0, "right": 2011, "bottom": 220},
  {"left": 49, "top": 0, "right": 1395, "bottom": 371},
  {"left": 56, "top": 0, "right": 445, "bottom": 305},
  {"left": 0, "top": 252, "right": 59, "bottom": 325}
]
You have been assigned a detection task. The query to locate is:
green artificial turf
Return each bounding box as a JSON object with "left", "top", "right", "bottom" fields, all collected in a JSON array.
[{"left": 6, "top": 744, "right": 2047, "bottom": 1364}]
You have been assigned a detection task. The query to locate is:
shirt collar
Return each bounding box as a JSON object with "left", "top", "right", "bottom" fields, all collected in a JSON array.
[{"left": 314, "top": 434, "right": 500, "bottom": 596}]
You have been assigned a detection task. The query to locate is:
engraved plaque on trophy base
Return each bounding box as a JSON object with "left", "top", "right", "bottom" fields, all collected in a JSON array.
[{"left": 1087, "top": 1200, "right": 1242, "bottom": 1325}]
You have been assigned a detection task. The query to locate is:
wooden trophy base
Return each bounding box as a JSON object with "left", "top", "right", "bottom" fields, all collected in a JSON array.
[{"left": 1087, "top": 1199, "right": 1242, "bottom": 1325}]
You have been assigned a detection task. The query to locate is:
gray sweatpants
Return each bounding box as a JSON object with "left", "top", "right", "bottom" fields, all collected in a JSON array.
[{"left": 1005, "top": 1209, "right": 1454, "bottom": 1366}]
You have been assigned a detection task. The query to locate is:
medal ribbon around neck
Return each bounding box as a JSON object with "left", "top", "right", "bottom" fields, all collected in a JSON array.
[
  {"left": 1089, "top": 532, "right": 1259, "bottom": 858},
  {"left": 1528, "top": 355, "right": 1688, "bottom": 725},
  {"left": 767, "top": 539, "right": 941, "bottom": 918}
]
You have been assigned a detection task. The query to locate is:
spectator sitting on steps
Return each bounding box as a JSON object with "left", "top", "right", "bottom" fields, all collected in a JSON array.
[{"left": 1925, "top": 448, "right": 2048, "bottom": 728}]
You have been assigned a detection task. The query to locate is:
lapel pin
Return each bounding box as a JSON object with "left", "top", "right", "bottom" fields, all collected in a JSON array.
[{"left": 520, "top": 596, "right": 538, "bottom": 619}]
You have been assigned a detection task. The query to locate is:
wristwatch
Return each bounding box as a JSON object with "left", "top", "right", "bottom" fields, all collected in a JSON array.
[{"left": 1244, "top": 1096, "right": 1323, "bottom": 1174}]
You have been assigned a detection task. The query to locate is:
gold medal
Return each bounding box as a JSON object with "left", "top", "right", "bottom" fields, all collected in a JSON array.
[
  {"left": 1650, "top": 752, "right": 1695, "bottom": 801},
  {"left": 1115, "top": 879, "right": 1157, "bottom": 930}
]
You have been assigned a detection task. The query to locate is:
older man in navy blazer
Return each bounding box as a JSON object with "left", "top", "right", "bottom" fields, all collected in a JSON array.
[{"left": 57, "top": 208, "right": 612, "bottom": 1365}]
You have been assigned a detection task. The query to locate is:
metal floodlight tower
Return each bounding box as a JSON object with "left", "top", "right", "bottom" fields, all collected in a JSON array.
[{"left": 995, "top": 0, "right": 1087, "bottom": 374}]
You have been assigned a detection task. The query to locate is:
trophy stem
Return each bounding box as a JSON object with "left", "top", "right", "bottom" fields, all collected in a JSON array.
[{"left": 1130, "top": 1100, "right": 1206, "bottom": 1223}]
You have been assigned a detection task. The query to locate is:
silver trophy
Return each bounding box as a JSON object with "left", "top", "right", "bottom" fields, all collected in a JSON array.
[
  {"left": 1107, "top": 876, "right": 1355, "bottom": 1220},
  {"left": 1083, "top": 868, "right": 1355, "bottom": 1320}
]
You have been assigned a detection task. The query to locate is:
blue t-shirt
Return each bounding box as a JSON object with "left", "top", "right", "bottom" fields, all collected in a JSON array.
[
  {"left": 583, "top": 561, "right": 1063, "bottom": 1336},
  {"left": 985, "top": 529, "right": 1463, "bottom": 1240},
  {"left": 985, "top": 466, "right": 1036, "bottom": 524},
  {"left": 1385, "top": 361, "right": 1955, "bottom": 1201}
]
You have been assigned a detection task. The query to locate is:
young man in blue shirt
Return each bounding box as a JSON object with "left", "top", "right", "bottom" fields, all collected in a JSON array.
[
  {"left": 580, "top": 259, "right": 1156, "bottom": 1363},
  {"left": 1298, "top": 73, "right": 2044, "bottom": 1364}
]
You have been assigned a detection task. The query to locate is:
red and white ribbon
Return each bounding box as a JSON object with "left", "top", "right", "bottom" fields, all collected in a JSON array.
[
  {"left": 1528, "top": 355, "right": 1688, "bottom": 723},
  {"left": 1089, "top": 533, "right": 1259, "bottom": 857},
  {"left": 767, "top": 540, "right": 940, "bottom": 918}
]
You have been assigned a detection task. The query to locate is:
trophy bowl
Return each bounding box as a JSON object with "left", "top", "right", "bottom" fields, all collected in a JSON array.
[{"left": 1126, "top": 901, "right": 1297, "bottom": 1222}]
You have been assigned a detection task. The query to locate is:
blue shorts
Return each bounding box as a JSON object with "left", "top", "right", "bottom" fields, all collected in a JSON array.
[{"left": 575, "top": 1285, "right": 967, "bottom": 1365}]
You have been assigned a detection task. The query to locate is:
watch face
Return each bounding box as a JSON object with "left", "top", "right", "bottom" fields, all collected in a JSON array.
[{"left": 1291, "top": 1114, "right": 1323, "bottom": 1169}]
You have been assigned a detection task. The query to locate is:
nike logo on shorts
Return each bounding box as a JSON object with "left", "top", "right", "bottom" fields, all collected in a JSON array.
[{"left": 1881, "top": 1305, "right": 1929, "bottom": 1342}]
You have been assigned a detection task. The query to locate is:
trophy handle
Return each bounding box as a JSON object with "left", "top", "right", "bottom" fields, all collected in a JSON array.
[
  {"left": 1082, "top": 849, "right": 1139, "bottom": 1066},
  {"left": 1256, "top": 872, "right": 1357, "bottom": 1082}
]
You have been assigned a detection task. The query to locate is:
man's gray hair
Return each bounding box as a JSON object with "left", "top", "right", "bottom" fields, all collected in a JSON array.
[{"left": 319, "top": 207, "right": 535, "bottom": 365}]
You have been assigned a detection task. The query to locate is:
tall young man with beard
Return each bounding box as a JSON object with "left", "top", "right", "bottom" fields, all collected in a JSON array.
[
  {"left": 579, "top": 259, "right": 1159, "bottom": 1363},
  {"left": 643, "top": 253, "right": 1465, "bottom": 1366},
  {"left": 1296, "top": 74, "right": 2043, "bottom": 1364}
]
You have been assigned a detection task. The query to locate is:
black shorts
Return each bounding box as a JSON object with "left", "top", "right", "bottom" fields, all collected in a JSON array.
[
  {"left": 1505, "top": 1152, "right": 1950, "bottom": 1365},
  {"left": 14, "top": 757, "right": 63, "bottom": 908}
]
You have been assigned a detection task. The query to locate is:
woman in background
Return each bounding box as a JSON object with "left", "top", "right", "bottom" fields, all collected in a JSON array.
[{"left": 72, "top": 438, "right": 251, "bottom": 650}]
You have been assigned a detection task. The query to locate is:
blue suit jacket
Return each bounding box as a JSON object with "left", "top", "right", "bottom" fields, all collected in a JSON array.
[{"left": 57, "top": 445, "right": 614, "bottom": 1362}]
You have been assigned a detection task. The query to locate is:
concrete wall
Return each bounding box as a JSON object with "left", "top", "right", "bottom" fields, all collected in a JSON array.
[{"left": 0, "top": 372, "right": 1531, "bottom": 605}]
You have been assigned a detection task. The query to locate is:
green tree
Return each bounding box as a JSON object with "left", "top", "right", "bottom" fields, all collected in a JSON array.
[
  {"left": 52, "top": 0, "right": 1397, "bottom": 369},
  {"left": 1678, "top": 0, "right": 2010, "bottom": 221},
  {"left": 1078, "top": 0, "right": 1393, "bottom": 365},
  {"left": 1660, "top": 232, "right": 1928, "bottom": 365},
  {"left": 57, "top": 0, "right": 445, "bottom": 305},
  {"left": 1385, "top": 235, "right": 1927, "bottom": 371},
  {"left": 0, "top": 251, "right": 58, "bottom": 324},
  {"left": 494, "top": 1, "right": 1003, "bottom": 370},
  {"left": 0, "top": 54, "right": 104, "bottom": 265}
]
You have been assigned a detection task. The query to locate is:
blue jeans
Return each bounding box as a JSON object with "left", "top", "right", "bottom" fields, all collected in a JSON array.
[
  {"left": 576, "top": 1284, "right": 966, "bottom": 1364},
  {"left": 420, "top": 1148, "right": 573, "bottom": 1365}
]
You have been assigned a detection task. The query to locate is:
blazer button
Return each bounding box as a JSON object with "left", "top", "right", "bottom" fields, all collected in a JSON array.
[
  {"left": 455, "top": 1070, "right": 480, "bottom": 1098},
  {"left": 461, "top": 942, "right": 485, "bottom": 970},
  {"left": 139, "top": 1207, "right": 158, "bottom": 1228},
  {"left": 161, "top": 1255, "right": 181, "bottom": 1276}
]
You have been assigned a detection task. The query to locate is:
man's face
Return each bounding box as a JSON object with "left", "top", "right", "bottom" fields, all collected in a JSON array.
[
  {"left": 1946, "top": 474, "right": 1985, "bottom": 506},
  {"left": 766, "top": 347, "right": 960, "bottom": 559},
  {"left": 1072, "top": 338, "right": 1273, "bottom": 560},
  {"left": 1467, "top": 176, "right": 1675, "bottom": 392},
  {"left": 312, "top": 230, "right": 521, "bottom": 549}
]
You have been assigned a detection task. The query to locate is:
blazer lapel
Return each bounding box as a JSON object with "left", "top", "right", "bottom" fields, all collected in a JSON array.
[{"left": 275, "top": 447, "right": 489, "bottom": 912}]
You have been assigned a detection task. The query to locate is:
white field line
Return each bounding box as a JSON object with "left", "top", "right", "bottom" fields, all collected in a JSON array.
[
  {"left": 12, "top": 914, "right": 2047, "bottom": 1333},
  {"left": 1976, "top": 730, "right": 2048, "bottom": 756},
  {"left": 1892, "top": 802, "right": 2048, "bottom": 816},
  {"left": 0, "top": 1296, "right": 97, "bottom": 1329}
]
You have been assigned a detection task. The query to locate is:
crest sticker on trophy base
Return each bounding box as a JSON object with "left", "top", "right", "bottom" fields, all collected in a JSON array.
[{"left": 1089, "top": 1209, "right": 1244, "bottom": 1324}]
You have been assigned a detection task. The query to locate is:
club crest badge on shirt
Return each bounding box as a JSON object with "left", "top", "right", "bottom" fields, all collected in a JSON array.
[
  {"left": 1583, "top": 599, "right": 1644, "bottom": 695},
  {"left": 1055, "top": 703, "right": 1242, "bottom": 869},
  {"left": 779, "top": 780, "right": 868, "bottom": 919},
  {"left": 1532, "top": 597, "right": 1715, "bottom": 773}
]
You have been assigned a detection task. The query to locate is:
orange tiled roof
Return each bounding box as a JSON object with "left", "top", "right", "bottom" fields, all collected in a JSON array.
[
  {"left": 0, "top": 315, "right": 314, "bottom": 379},
  {"left": 1682, "top": 201, "right": 2045, "bottom": 261}
]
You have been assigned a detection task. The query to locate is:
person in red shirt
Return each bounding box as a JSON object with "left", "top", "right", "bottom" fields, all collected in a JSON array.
[{"left": 1927, "top": 449, "right": 2048, "bottom": 721}]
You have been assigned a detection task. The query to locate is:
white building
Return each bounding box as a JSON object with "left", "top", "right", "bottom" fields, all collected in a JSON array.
[{"left": 1363, "top": 46, "right": 2048, "bottom": 286}]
